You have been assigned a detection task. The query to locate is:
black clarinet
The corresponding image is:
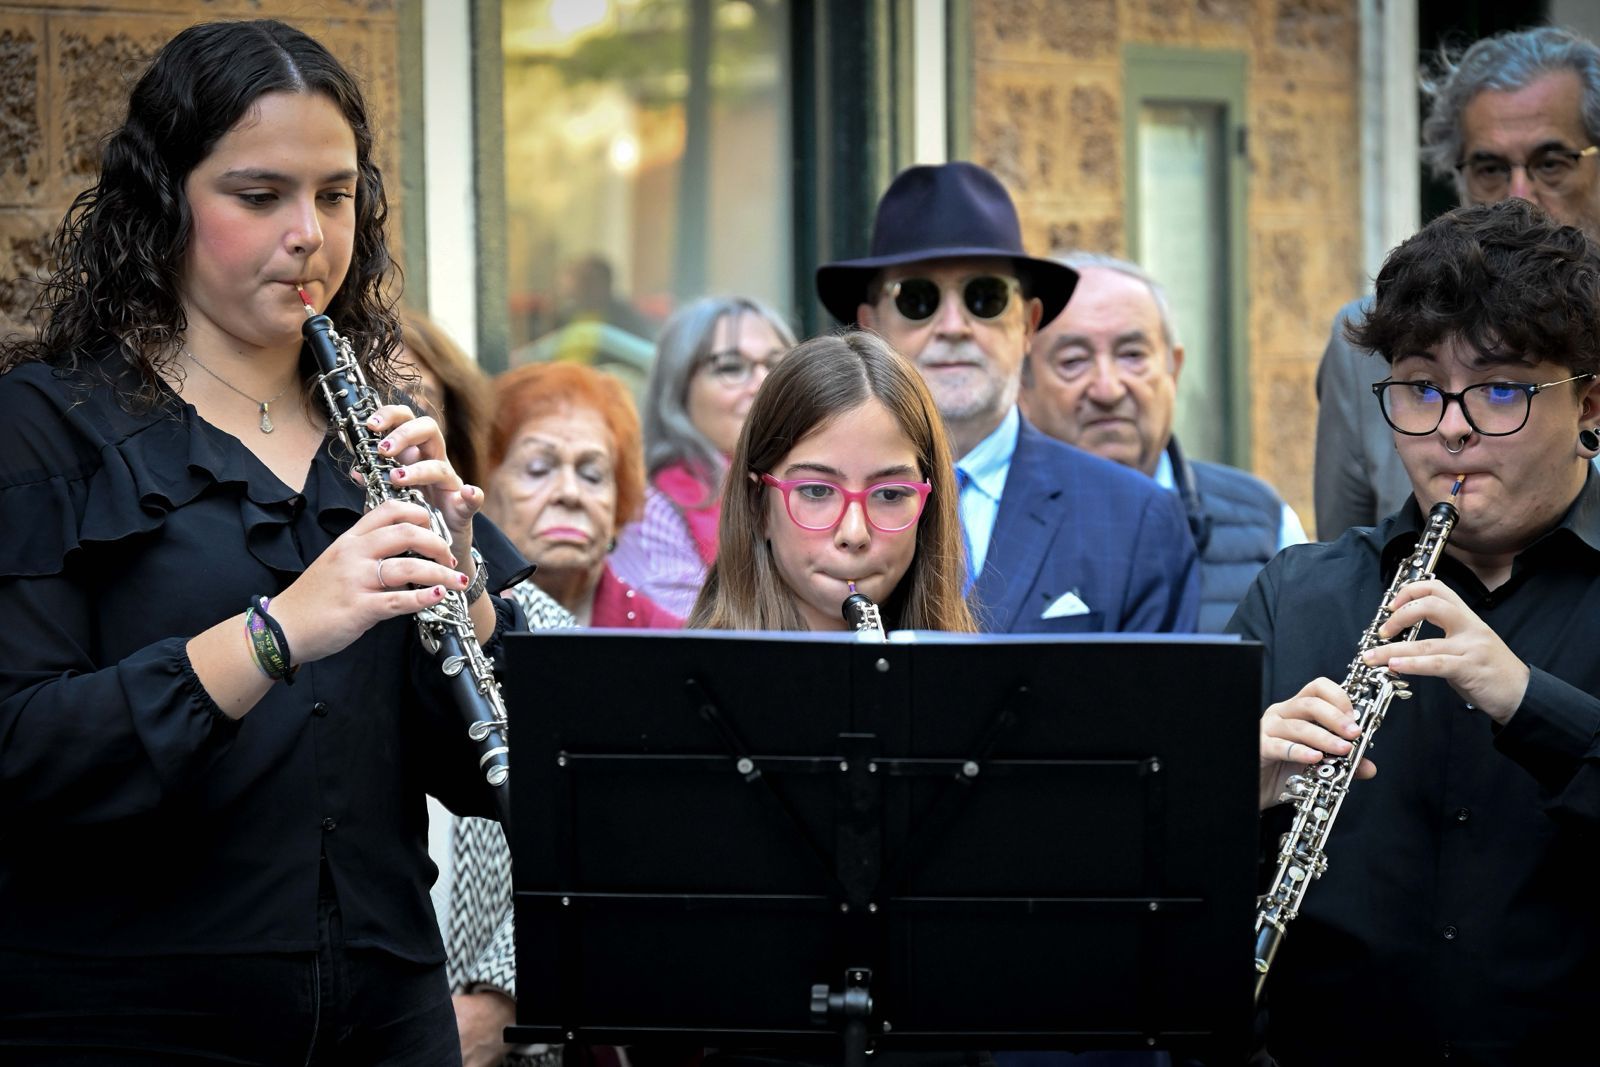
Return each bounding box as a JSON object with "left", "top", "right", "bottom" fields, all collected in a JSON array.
[
  {"left": 300, "top": 298, "right": 512, "bottom": 826},
  {"left": 842, "top": 581, "right": 887, "bottom": 642},
  {"left": 1252, "top": 476, "right": 1465, "bottom": 1003}
]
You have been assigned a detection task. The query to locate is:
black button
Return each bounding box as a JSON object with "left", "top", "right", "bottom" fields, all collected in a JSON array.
[
  {"left": 1442, "top": 924, "right": 1458, "bottom": 941},
  {"left": 312, "top": 702, "right": 330, "bottom": 718},
  {"left": 1454, "top": 807, "right": 1470, "bottom": 823},
  {"left": 321, "top": 817, "right": 337, "bottom": 832}
]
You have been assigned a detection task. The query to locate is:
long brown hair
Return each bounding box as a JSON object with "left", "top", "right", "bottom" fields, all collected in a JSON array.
[
  {"left": 398, "top": 309, "right": 491, "bottom": 487},
  {"left": 689, "top": 330, "right": 975, "bottom": 633}
]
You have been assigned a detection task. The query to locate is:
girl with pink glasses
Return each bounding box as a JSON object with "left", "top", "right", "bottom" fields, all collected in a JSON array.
[{"left": 689, "top": 331, "right": 976, "bottom": 633}]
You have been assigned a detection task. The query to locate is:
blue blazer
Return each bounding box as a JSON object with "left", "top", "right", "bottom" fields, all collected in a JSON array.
[{"left": 970, "top": 419, "right": 1200, "bottom": 633}]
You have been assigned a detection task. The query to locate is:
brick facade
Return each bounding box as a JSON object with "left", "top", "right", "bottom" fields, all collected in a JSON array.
[{"left": 969, "top": 0, "right": 1363, "bottom": 535}]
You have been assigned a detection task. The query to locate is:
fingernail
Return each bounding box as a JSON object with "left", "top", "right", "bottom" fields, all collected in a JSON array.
[
  {"left": 434, "top": 586, "right": 446, "bottom": 598},
  {"left": 368, "top": 415, "right": 381, "bottom": 427},
  {"left": 379, "top": 438, "right": 393, "bottom": 452},
  {"left": 458, "top": 573, "right": 470, "bottom": 586},
  {"left": 392, "top": 468, "right": 405, "bottom": 480},
  {"left": 449, "top": 555, "right": 458, "bottom": 568}
]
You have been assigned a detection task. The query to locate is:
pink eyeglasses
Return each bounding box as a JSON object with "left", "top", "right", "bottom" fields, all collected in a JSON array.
[{"left": 759, "top": 474, "right": 932, "bottom": 532}]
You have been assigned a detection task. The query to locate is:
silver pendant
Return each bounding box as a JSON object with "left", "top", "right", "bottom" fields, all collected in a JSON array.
[{"left": 259, "top": 402, "right": 275, "bottom": 434}]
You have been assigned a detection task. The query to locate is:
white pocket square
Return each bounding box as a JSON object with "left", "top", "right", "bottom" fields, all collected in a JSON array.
[{"left": 1041, "top": 591, "right": 1090, "bottom": 619}]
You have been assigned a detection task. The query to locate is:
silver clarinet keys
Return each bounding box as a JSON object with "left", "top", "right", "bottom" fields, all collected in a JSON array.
[{"left": 1252, "top": 479, "right": 1464, "bottom": 1002}]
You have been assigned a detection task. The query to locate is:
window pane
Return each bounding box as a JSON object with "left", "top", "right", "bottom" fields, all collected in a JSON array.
[
  {"left": 1137, "top": 100, "right": 1230, "bottom": 464},
  {"left": 502, "top": 0, "right": 793, "bottom": 394}
]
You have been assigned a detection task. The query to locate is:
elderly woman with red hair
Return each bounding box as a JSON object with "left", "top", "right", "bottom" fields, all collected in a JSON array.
[{"left": 483, "top": 362, "right": 680, "bottom": 629}]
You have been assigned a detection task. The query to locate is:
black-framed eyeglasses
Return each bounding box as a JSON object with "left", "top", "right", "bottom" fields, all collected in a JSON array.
[
  {"left": 886, "top": 275, "right": 1022, "bottom": 322},
  {"left": 699, "top": 350, "right": 782, "bottom": 388},
  {"left": 1453, "top": 145, "right": 1599, "bottom": 198},
  {"left": 1372, "top": 374, "right": 1596, "bottom": 436}
]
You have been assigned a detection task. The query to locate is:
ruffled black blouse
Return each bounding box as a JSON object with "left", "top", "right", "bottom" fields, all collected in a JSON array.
[{"left": 0, "top": 358, "right": 525, "bottom": 961}]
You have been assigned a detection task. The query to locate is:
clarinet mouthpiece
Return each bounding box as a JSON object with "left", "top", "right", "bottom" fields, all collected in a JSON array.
[{"left": 841, "top": 581, "right": 887, "bottom": 641}]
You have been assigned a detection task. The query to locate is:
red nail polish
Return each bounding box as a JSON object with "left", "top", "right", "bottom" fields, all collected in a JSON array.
[
  {"left": 459, "top": 573, "right": 470, "bottom": 586},
  {"left": 392, "top": 468, "right": 405, "bottom": 480},
  {"left": 379, "top": 439, "right": 393, "bottom": 452}
]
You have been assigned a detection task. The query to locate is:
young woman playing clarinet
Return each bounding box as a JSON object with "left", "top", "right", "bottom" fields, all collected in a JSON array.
[{"left": 0, "top": 20, "right": 521, "bottom": 1064}]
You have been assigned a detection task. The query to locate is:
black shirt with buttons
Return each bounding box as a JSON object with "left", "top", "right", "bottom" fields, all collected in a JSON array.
[
  {"left": 0, "top": 360, "right": 524, "bottom": 964},
  {"left": 1229, "top": 470, "right": 1600, "bottom": 1066}
]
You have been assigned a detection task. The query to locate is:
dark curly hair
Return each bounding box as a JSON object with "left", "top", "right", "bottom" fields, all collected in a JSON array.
[
  {"left": 1349, "top": 199, "right": 1600, "bottom": 378},
  {"left": 0, "top": 19, "right": 400, "bottom": 404}
]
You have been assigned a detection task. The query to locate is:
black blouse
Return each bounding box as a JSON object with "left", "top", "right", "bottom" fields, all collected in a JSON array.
[{"left": 0, "top": 358, "right": 524, "bottom": 962}]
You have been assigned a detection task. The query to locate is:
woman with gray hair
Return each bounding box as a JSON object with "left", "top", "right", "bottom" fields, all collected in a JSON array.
[{"left": 610, "top": 295, "right": 797, "bottom": 616}]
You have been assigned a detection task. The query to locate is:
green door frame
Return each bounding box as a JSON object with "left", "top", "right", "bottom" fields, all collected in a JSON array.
[{"left": 1122, "top": 45, "right": 1250, "bottom": 469}]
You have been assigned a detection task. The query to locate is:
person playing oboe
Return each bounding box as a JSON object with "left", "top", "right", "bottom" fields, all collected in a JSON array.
[
  {"left": 0, "top": 20, "right": 524, "bottom": 1064},
  {"left": 1236, "top": 200, "right": 1600, "bottom": 1065}
]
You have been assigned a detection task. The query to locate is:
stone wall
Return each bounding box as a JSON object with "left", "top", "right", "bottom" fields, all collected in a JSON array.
[
  {"left": 0, "top": 0, "right": 403, "bottom": 341},
  {"left": 968, "top": 0, "right": 1363, "bottom": 536}
]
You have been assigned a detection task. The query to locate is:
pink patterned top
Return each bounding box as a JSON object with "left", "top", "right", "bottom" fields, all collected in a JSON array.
[{"left": 610, "top": 465, "right": 722, "bottom": 618}]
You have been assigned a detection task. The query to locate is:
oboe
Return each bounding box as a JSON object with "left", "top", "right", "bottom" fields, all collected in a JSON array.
[
  {"left": 841, "top": 581, "right": 887, "bottom": 642},
  {"left": 299, "top": 291, "right": 512, "bottom": 826},
  {"left": 1252, "top": 475, "right": 1464, "bottom": 1004}
]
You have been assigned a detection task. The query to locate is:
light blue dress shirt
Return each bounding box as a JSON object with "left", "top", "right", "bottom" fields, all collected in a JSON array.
[{"left": 955, "top": 406, "right": 1020, "bottom": 578}]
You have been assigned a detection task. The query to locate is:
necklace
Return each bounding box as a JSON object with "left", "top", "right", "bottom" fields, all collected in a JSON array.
[{"left": 182, "top": 347, "right": 295, "bottom": 434}]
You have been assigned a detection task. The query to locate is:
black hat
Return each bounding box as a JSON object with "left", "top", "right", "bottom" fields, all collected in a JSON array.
[{"left": 815, "top": 161, "right": 1077, "bottom": 327}]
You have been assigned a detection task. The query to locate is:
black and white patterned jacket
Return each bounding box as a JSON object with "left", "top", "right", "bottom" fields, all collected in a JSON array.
[{"left": 444, "top": 583, "right": 575, "bottom": 1066}]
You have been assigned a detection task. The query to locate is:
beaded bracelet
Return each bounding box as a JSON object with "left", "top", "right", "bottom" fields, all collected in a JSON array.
[{"left": 245, "top": 595, "right": 298, "bottom": 685}]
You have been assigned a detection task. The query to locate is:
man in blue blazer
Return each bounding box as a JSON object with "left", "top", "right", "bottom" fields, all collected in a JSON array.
[{"left": 816, "top": 162, "right": 1199, "bottom": 633}]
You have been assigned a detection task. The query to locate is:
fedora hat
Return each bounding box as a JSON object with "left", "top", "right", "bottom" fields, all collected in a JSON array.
[{"left": 815, "top": 161, "right": 1077, "bottom": 327}]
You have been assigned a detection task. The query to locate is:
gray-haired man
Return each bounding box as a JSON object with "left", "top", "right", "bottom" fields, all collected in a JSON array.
[
  {"left": 1315, "top": 25, "right": 1600, "bottom": 538},
  {"left": 1019, "top": 253, "right": 1306, "bottom": 633}
]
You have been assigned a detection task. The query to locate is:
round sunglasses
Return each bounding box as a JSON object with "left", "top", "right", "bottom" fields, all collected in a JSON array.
[{"left": 886, "top": 275, "right": 1022, "bottom": 322}]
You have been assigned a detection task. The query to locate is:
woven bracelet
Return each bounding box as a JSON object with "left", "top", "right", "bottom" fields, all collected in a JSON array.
[
  {"left": 246, "top": 595, "right": 298, "bottom": 684},
  {"left": 243, "top": 605, "right": 276, "bottom": 681}
]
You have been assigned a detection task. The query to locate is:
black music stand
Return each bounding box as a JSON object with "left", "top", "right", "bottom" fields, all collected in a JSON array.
[{"left": 502, "top": 631, "right": 1261, "bottom": 1064}]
